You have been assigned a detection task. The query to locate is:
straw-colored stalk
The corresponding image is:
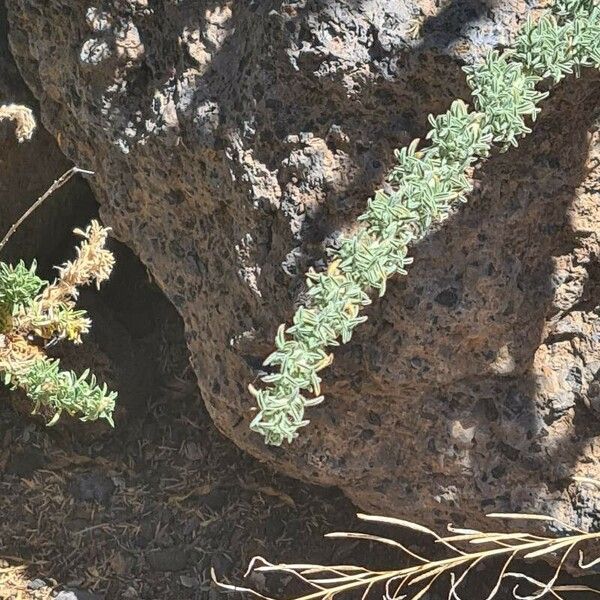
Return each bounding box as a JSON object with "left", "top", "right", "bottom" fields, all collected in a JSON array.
[{"left": 215, "top": 478, "right": 600, "bottom": 600}]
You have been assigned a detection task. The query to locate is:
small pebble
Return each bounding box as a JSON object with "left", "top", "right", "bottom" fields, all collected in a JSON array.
[{"left": 27, "top": 579, "right": 46, "bottom": 590}]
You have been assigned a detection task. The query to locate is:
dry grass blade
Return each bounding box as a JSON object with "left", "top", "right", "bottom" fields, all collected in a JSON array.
[
  {"left": 553, "top": 585, "right": 600, "bottom": 594},
  {"left": 481, "top": 551, "right": 519, "bottom": 600},
  {"left": 506, "top": 542, "right": 577, "bottom": 600},
  {"left": 211, "top": 567, "right": 276, "bottom": 600},
  {"left": 408, "top": 571, "right": 443, "bottom": 600},
  {"left": 447, "top": 525, "right": 482, "bottom": 535},
  {"left": 448, "top": 555, "right": 484, "bottom": 599},
  {"left": 524, "top": 540, "right": 577, "bottom": 560},
  {"left": 357, "top": 513, "right": 467, "bottom": 555},
  {"left": 440, "top": 532, "right": 546, "bottom": 548},
  {"left": 361, "top": 581, "right": 376, "bottom": 600},
  {"left": 578, "top": 551, "right": 600, "bottom": 570}
]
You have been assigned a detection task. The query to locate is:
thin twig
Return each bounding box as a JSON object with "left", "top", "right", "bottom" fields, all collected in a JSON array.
[{"left": 0, "top": 166, "right": 94, "bottom": 254}]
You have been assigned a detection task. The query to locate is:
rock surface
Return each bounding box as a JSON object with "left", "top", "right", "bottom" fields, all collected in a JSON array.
[{"left": 6, "top": 0, "right": 600, "bottom": 529}]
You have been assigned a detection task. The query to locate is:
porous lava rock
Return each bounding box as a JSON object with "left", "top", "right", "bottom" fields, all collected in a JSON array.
[{"left": 6, "top": 0, "right": 600, "bottom": 529}]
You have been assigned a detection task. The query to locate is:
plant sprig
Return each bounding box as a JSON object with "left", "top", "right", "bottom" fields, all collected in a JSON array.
[
  {"left": 0, "top": 221, "right": 117, "bottom": 425},
  {"left": 249, "top": 0, "right": 600, "bottom": 445}
]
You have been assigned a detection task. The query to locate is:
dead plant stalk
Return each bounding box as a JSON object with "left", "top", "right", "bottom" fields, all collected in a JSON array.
[{"left": 214, "top": 480, "right": 600, "bottom": 600}]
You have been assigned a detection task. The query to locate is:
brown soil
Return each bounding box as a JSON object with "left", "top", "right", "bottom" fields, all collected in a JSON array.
[{"left": 0, "top": 232, "right": 368, "bottom": 599}]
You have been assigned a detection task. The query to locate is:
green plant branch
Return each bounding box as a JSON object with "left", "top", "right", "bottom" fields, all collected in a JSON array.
[
  {"left": 0, "top": 169, "right": 117, "bottom": 426},
  {"left": 249, "top": 0, "right": 600, "bottom": 445},
  {"left": 2, "top": 351, "right": 116, "bottom": 426},
  {"left": 0, "top": 222, "right": 117, "bottom": 426},
  {"left": 0, "top": 113, "right": 116, "bottom": 428}
]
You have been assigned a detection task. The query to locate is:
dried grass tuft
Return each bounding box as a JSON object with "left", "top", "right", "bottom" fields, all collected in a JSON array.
[
  {"left": 215, "top": 479, "right": 600, "bottom": 600},
  {"left": 0, "top": 104, "right": 36, "bottom": 143}
]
